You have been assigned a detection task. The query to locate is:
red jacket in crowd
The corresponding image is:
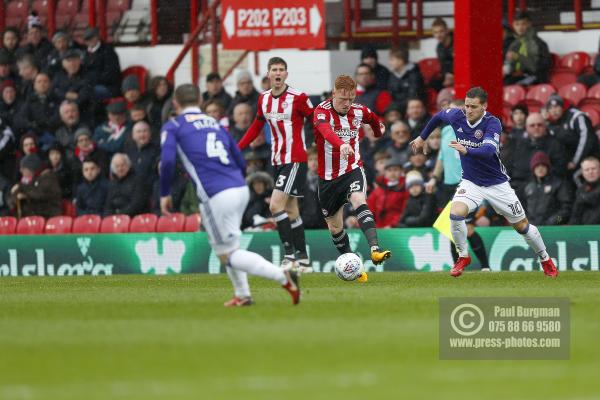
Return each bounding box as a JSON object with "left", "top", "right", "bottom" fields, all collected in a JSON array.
[{"left": 367, "top": 176, "right": 409, "bottom": 228}]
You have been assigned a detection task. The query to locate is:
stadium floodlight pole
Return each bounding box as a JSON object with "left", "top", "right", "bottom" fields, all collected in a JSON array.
[{"left": 165, "top": 0, "right": 220, "bottom": 84}]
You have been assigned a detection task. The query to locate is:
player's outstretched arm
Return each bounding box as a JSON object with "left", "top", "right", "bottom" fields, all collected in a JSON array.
[{"left": 238, "top": 117, "right": 266, "bottom": 150}]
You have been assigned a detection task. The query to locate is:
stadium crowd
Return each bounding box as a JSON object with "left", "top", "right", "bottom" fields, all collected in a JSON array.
[{"left": 1, "top": 12, "right": 599, "bottom": 231}]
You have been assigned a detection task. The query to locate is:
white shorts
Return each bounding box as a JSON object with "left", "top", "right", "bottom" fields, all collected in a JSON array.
[
  {"left": 452, "top": 179, "right": 526, "bottom": 224},
  {"left": 200, "top": 186, "right": 249, "bottom": 256}
]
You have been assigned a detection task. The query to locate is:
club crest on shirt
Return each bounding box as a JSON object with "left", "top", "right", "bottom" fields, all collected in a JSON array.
[
  {"left": 281, "top": 101, "right": 289, "bottom": 109},
  {"left": 352, "top": 117, "right": 361, "bottom": 127},
  {"left": 474, "top": 129, "right": 483, "bottom": 139}
]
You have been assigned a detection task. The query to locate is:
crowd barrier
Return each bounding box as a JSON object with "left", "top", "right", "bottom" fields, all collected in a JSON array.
[{"left": 0, "top": 226, "right": 597, "bottom": 277}]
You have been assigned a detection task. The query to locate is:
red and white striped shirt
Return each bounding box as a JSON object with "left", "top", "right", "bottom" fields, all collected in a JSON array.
[
  {"left": 313, "top": 100, "right": 383, "bottom": 180},
  {"left": 238, "top": 86, "right": 313, "bottom": 165}
]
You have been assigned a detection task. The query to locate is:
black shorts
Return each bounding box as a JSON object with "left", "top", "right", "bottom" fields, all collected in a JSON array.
[
  {"left": 318, "top": 167, "right": 367, "bottom": 218},
  {"left": 273, "top": 162, "right": 307, "bottom": 197}
]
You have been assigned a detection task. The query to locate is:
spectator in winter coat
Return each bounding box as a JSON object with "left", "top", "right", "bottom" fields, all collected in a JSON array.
[
  {"left": 405, "top": 98, "right": 430, "bottom": 139},
  {"left": 397, "top": 170, "right": 436, "bottom": 227},
  {"left": 15, "top": 72, "right": 61, "bottom": 143},
  {"left": 16, "top": 54, "right": 39, "bottom": 100},
  {"left": 83, "top": 27, "right": 122, "bottom": 99},
  {"left": 144, "top": 76, "right": 172, "bottom": 136},
  {"left": 202, "top": 72, "right": 232, "bottom": 112},
  {"left": 503, "top": 12, "right": 551, "bottom": 85},
  {"left": 121, "top": 75, "right": 143, "bottom": 108},
  {"left": 68, "top": 127, "right": 109, "bottom": 185},
  {"left": 104, "top": 153, "right": 147, "bottom": 216},
  {"left": 227, "top": 70, "right": 260, "bottom": 117},
  {"left": 367, "top": 157, "right": 409, "bottom": 228},
  {"left": 301, "top": 146, "right": 326, "bottom": 229},
  {"left": 355, "top": 63, "right": 392, "bottom": 116},
  {"left": 0, "top": 79, "right": 21, "bottom": 128},
  {"left": 387, "top": 47, "right": 425, "bottom": 114},
  {"left": 524, "top": 151, "right": 572, "bottom": 225},
  {"left": 55, "top": 100, "right": 89, "bottom": 150},
  {"left": 360, "top": 45, "right": 390, "bottom": 90},
  {"left": 569, "top": 156, "right": 600, "bottom": 225},
  {"left": 74, "top": 157, "right": 109, "bottom": 216},
  {"left": 386, "top": 120, "right": 412, "bottom": 166},
  {"left": 242, "top": 171, "right": 274, "bottom": 230},
  {"left": 546, "top": 94, "right": 599, "bottom": 172},
  {"left": 93, "top": 100, "right": 132, "bottom": 156},
  {"left": 507, "top": 112, "right": 567, "bottom": 200},
  {"left": 17, "top": 22, "right": 53, "bottom": 70},
  {"left": 431, "top": 17, "right": 454, "bottom": 89},
  {"left": 9, "top": 153, "right": 61, "bottom": 218},
  {"left": 126, "top": 121, "right": 160, "bottom": 187},
  {"left": 46, "top": 142, "right": 73, "bottom": 199},
  {"left": 52, "top": 49, "right": 94, "bottom": 124}
]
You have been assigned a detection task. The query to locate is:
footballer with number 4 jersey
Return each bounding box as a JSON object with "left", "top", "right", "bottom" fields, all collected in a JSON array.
[
  {"left": 159, "top": 84, "right": 300, "bottom": 307},
  {"left": 238, "top": 57, "right": 314, "bottom": 272},
  {"left": 313, "top": 74, "right": 391, "bottom": 270},
  {"left": 411, "top": 86, "right": 558, "bottom": 278}
]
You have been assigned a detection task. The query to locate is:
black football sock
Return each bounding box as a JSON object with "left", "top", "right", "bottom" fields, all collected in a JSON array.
[
  {"left": 332, "top": 229, "right": 352, "bottom": 254},
  {"left": 450, "top": 242, "right": 459, "bottom": 264},
  {"left": 273, "top": 211, "right": 295, "bottom": 256},
  {"left": 291, "top": 217, "right": 307, "bottom": 259},
  {"left": 468, "top": 231, "right": 490, "bottom": 269},
  {"left": 354, "top": 204, "right": 379, "bottom": 249}
]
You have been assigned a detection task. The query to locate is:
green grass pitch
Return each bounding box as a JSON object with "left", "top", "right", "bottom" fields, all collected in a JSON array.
[{"left": 0, "top": 271, "right": 599, "bottom": 400}]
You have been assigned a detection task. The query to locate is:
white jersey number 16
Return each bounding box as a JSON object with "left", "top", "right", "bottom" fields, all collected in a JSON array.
[{"left": 206, "top": 132, "right": 230, "bottom": 165}]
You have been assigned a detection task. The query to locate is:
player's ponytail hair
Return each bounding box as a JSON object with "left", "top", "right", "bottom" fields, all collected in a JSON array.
[{"left": 334, "top": 75, "right": 357, "bottom": 92}]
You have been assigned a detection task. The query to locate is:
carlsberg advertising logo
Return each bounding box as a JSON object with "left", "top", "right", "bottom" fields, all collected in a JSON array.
[{"left": 0, "top": 237, "right": 113, "bottom": 276}]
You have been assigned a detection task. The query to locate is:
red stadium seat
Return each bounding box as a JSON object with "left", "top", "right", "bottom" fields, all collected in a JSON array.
[
  {"left": 31, "top": 0, "right": 49, "bottom": 16},
  {"left": 72, "top": 214, "right": 102, "bottom": 233},
  {"left": 417, "top": 58, "right": 441, "bottom": 85},
  {"left": 129, "top": 213, "right": 158, "bottom": 233},
  {"left": 184, "top": 213, "right": 201, "bottom": 232},
  {"left": 122, "top": 66, "right": 148, "bottom": 92},
  {"left": 558, "top": 83, "right": 587, "bottom": 108},
  {"left": 578, "top": 97, "right": 600, "bottom": 108},
  {"left": 580, "top": 104, "right": 600, "bottom": 127},
  {"left": 523, "top": 99, "right": 542, "bottom": 113},
  {"left": 0, "top": 216, "right": 17, "bottom": 234},
  {"left": 156, "top": 213, "right": 186, "bottom": 232},
  {"left": 425, "top": 88, "right": 438, "bottom": 114},
  {"left": 62, "top": 199, "right": 76, "bottom": 217},
  {"left": 503, "top": 85, "right": 526, "bottom": 106},
  {"left": 16, "top": 216, "right": 45, "bottom": 235},
  {"left": 526, "top": 84, "right": 556, "bottom": 105},
  {"left": 57, "top": 0, "right": 80, "bottom": 17},
  {"left": 502, "top": 104, "right": 513, "bottom": 129},
  {"left": 550, "top": 69, "right": 578, "bottom": 90},
  {"left": 45, "top": 215, "right": 73, "bottom": 234},
  {"left": 100, "top": 214, "right": 131, "bottom": 233},
  {"left": 587, "top": 83, "right": 600, "bottom": 99},
  {"left": 7, "top": 1, "right": 29, "bottom": 20},
  {"left": 560, "top": 51, "right": 591, "bottom": 74},
  {"left": 107, "top": 0, "right": 130, "bottom": 13}
]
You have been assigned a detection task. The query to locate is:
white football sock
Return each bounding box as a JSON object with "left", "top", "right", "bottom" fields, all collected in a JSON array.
[
  {"left": 226, "top": 266, "right": 251, "bottom": 298},
  {"left": 520, "top": 224, "right": 549, "bottom": 261},
  {"left": 450, "top": 215, "right": 469, "bottom": 257},
  {"left": 229, "top": 249, "right": 287, "bottom": 285}
]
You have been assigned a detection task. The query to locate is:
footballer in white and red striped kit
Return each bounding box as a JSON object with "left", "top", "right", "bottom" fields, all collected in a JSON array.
[
  {"left": 238, "top": 57, "right": 314, "bottom": 272},
  {"left": 313, "top": 75, "right": 391, "bottom": 266}
]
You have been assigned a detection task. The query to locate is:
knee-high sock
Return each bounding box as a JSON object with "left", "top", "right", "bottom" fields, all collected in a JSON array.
[
  {"left": 450, "top": 214, "right": 469, "bottom": 257},
  {"left": 273, "top": 211, "right": 295, "bottom": 256},
  {"left": 291, "top": 217, "right": 307, "bottom": 258},
  {"left": 450, "top": 241, "right": 459, "bottom": 263},
  {"left": 468, "top": 231, "right": 490, "bottom": 268},
  {"left": 229, "top": 249, "right": 287, "bottom": 284},
  {"left": 518, "top": 224, "right": 549, "bottom": 261},
  {"left": 332, "top": 229, "right": 352, "bottom": 254},
  {"left": 354, "top": 204, "right": 379, "bottom": 249},
  {"left": 226, "top": 266, "right": 251, "bottom": 298}
]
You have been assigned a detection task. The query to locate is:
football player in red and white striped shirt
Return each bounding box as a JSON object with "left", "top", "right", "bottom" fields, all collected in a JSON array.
[
  {"left": 238, "top": 57, "right": 314, "bottom": 271},
  {"left": 313, "top": 75, "right": 391, "bottom": 268}
]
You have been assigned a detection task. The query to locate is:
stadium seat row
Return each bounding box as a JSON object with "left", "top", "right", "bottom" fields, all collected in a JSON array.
[{"left": 0, "top": 213, "right": 201, "bottom": 235}]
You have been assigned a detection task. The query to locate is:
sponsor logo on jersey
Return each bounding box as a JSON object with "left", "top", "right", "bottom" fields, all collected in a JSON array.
[
  {"left": 335, "top": 128, "right": 359, "bottom": 138},
  {"left": 474, "top": 129, "right": 483, "bottom": 139},
  {"left": 317, "top": 113, "right": 326, "bottom": 120},
  {"left": 264, "top": 112, "right": 289, "bottom": 121},
  {"left": 457, "top": 138, "right": 484, "bottom": 148}
]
